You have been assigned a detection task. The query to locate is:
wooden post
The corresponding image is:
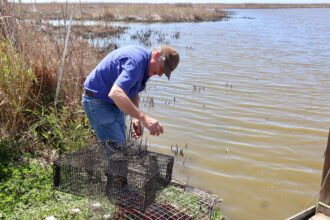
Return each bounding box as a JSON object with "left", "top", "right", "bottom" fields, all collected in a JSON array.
[{"left": 319, "top": 129, "right": 330, "bottom": 204}]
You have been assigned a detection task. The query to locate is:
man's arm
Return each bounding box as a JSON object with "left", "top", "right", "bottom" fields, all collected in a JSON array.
[
  {"left": 109, "top": 85, "right": 163, "bottom": 136},
  {"left": 131, "top": 95, "right": 143, "bottom": 139},
  {"left": 131, "top": 95, "right": 140, "bottom": 109}
]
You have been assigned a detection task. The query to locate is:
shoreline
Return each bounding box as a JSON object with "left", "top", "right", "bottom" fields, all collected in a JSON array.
[
  {"left": 19, "top": 3, "right": 330, "bottom": 23},
  {"left": 22, "top": 3, "right": 330, "bottom": 53},
  {"left": 20, "top": 3, "right": 229, "bottom": 23}
]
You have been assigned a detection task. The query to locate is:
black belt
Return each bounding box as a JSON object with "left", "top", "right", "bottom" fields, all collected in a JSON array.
[{"left": 84, "top": 90, "right": 96, "bottom": 97}]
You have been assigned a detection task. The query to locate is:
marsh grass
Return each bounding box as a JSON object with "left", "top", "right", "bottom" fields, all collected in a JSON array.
[
  {"left": 0, "top": 40, "right": 35, "bottom": 135},
  {"left": 1, "top": 1, "right": 101, "bottom": 157},
  {"left": 21, "top": 3, "right": 229, "bottom": 22},
  {"left": 20, "top": 2, "right": 330, "bottom": 23}
]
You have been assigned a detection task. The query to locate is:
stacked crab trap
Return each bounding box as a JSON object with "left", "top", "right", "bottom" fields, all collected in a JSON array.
[{"left": 53, "top": 140, "right": 219, "bottom": 219}]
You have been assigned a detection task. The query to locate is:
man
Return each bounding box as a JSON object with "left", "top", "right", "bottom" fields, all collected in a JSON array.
[{"left": 82, "top": 45, "right": 180, "bottom": 144}]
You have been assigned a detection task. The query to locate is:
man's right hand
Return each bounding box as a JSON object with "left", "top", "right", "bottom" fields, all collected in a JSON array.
[{"left": 141, "top": 115, "right": 164, "bottom": 136}]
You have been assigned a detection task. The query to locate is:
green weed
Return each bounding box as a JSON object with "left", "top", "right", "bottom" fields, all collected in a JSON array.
[
  {"left": 212, "top": 207, "right": 225, "bottom": 220},
  {"left": 0, "top": 161, "right": 53, "bottom": 215},
  {"left": 28, "top": 106, "right": 93, "bottom": 155},
  {"left": 0, "top": 161, "right": 116, "bottom": 220},
  {"left": 0, "top": 39, "right": 36, "bottom": 135}
]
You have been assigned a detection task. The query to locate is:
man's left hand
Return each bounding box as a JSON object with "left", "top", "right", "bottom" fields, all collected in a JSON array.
[{"left": 132, "top": 119, "right": 143, "bottom": 139}]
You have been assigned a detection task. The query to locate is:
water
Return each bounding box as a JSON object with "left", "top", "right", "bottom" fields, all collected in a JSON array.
[{"left": 66, "top": 9, "right": 330, "bottom": 219}]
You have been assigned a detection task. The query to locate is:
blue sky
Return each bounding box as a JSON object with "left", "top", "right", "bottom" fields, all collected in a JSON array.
[{"left": 20, "top": 0, "right": 330, "bottom": 3}]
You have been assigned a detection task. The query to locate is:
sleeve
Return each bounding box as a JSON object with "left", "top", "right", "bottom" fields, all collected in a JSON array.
[{"left": 114, "top": 58, "right": 139, "bottom": 95}]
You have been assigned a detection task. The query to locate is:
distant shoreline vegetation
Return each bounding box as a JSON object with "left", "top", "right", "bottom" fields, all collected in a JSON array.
[
  {"left": 20, "top": 3, "right": 228, "bottom": 23},
  {"left": 19, "top": 3, "right": 330, "bottom": 23}
]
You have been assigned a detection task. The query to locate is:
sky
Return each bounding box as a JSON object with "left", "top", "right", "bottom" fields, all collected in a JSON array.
[{"left": 19, "top": 0, "right": 330, "bottom": 3}]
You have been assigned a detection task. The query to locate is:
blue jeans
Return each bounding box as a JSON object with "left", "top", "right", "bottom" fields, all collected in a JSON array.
[{"left": 82, "top": 95, "right": 126, "bottom": 144}]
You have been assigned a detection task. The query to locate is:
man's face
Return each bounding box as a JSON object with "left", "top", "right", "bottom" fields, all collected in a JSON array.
[{"left": 148, "top": 52, "right": 165, "bottom": 77}]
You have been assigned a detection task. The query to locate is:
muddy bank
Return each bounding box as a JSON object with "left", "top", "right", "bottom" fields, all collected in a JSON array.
[
  {"left": 38, "top": 23, "right": 127, "bottom": 39},
  {"left": 33, "top": 21, "right": 180, "bottom": 54}
]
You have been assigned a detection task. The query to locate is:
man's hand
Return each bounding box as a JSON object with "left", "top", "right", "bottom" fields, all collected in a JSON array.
[
  {"left": 141, "top": 115, "right": 164, "bottom": 136},
  {"left": 109, "top": 85, "right": 164, "bottom": 136},
  {"left": 132, "top": 119, "right": 143, "bottom": 139}
]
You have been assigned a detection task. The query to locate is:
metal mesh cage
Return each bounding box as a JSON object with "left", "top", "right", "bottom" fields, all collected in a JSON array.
[
  {"left": 53, "top": 145, "right": 109, "bottom": 197},
  {"left": 112, "top": 181, "right": 219, "bottom": 220},
  {"left": 53, "top": 141, "right": 174, "bottom": 211},
  {"left": 106, "top": 153, "right": 160, "bottom": 210},
  {"left": 84, "top": 181, "right": 219, "bottom": 220},
  {"left": 147, "top": 151, "right": 174, "bottom": 188}
]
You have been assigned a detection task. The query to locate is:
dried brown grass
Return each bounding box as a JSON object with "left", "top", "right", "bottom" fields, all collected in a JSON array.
[
  {"left": 20, "top": 3, "right": 229, "bottom": 22},
  {"left": 19, "top": 3, "right": 330, "bottom": 23},
  {"left": 0, "top": 1, "right": 24, "bottom": 50},
  {"left": 25, "top": 30, "right": 103, "bottom": 108},
  {"left": 0, "top": 1, "right": 103, "bottom": 135}
]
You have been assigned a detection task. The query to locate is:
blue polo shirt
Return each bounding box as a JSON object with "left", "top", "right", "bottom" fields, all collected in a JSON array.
[{"left": 84, "top": 45, "right": 150, "bottom": 103}]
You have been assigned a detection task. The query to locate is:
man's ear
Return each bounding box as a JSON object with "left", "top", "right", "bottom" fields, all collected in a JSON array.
[{"left": 152, "top": 50, "right": 161, "bottom": 60}]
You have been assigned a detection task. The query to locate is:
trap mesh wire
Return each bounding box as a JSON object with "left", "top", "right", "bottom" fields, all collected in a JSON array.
[
  {"left": 147, "top": 151, "right": 174, "bottom": 188},
  {"left": 85, "top": 181, "right": 219, "bottom": 220},
  {"left": 113, "top": 181, "right": 219, "bottom": 220},
  {"left": 106, "top": 152, "right": 159, "bottom": 210},
  {"left": 53, "top": 146, "right": 108, "bottom": 196},
  {"left": 53, "top": 140, "right": 174, "bottom": 210}
]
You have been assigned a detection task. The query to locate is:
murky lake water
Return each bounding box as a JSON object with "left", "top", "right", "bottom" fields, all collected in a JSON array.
[{"left": 52, "top": 8, "right": 330, "bottom": 219}]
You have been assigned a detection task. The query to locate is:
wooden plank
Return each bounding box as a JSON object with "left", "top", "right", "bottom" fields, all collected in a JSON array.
[
  {"left": 318, "top": 202, "right": 330, "bottom": 217},
  {"left": 286, "top": 206, "right": 316, "bottom": 220},
  {"left": 320, "top": 129, "right": 330, "bottom": 205}
]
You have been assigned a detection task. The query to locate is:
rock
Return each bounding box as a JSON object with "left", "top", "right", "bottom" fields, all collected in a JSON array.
[
  {"left": 72, "top": 208, "right": 81, "bottom": 213},
  {"left": 103, "top": 214, "right": 111, "bottom": 219},
  {"left": 91, "top": 202, "right": 102, "bottom": 210},
  {"left": 45, "top": 216, "right": 57, "bottom": 220}
]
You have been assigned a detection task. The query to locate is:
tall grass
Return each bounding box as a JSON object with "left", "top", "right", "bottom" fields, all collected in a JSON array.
[
  {"left": 0, "top": 37, "right": 94, "bottom": 160},
  {"left": 21, "top": 3, "right": 229, "bottom": 22},
  {"left": 0, "top": 40, "right": 35, "bottom": 135},
  {"left": 0, "top": 1, "right": 99, "bottom": 160},
  {"left": 0, "top": 1, "right": 23, "bottom": 49}
]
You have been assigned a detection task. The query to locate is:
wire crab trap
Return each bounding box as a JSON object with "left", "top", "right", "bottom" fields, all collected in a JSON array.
[
  {"left": 147, "top": 151, "right": 174, "bottom": 188},
  {"left": 106, "top": 152, "right": 160, "bottom": 210},
  {"left": 113, "top": 181, "right": 219, "bottom": 220},
  {"left": 53, "top": 144, "right": 109, "bottom": 197},
  {"left": 53, "top": 140, "right": 175, "bottom": 211}
]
